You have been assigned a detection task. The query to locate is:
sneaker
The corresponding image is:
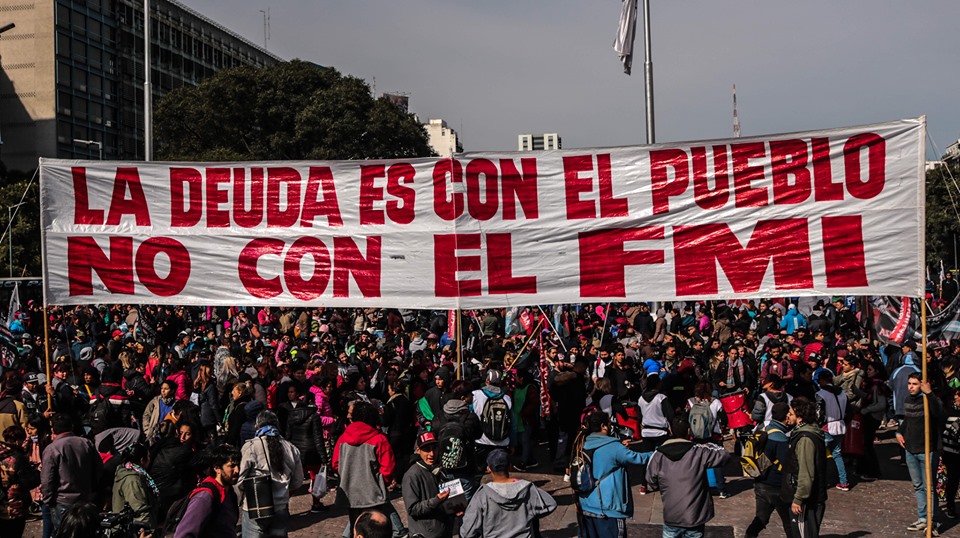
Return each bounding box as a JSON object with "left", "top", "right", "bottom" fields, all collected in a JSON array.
[
  {"left": 907, "top": 519, "right": 927, "bottom": 531},
  {"left": 945, "top": 508, "right": 958, "bottom": 519},
  {"left": 563, "top": 473, "right": 570, "bottom": 482},
  {"left": 718, "top": 491, "right": 730, "bottom": 499},
  {"left": 638, "top": 485, "right": 648, "bottom": 495},
  {"left": 859, "top": 475, "right": 878, "bottom": 482},
  {"left": 835, "top": 483, "right": 850, "bottom": 491},
  {"left": 310, "top": 503, "right": 326, "bottom": 513},
  {"left": 933, "top": 523, "right": 942, "bottom": 537},
  {"left": 513, "top": 464, "right": 529, "bottom": 472},
  {"left": 887, "top": 420, "right": 899, "bottom": 429}
]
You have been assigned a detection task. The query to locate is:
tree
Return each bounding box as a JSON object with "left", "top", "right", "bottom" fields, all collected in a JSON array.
[
  {"left": 926, "top": 163, "right": 960, "bottom": 272},
  {"left": 155, "top": 60, "right": 435, "bottom": 161}
]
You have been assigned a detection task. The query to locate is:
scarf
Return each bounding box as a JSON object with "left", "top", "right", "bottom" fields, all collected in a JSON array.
[
  {"left": 124, "top": 462, "right": 160, "bottom": 497},
  {"left": 256, "top": 425, "right": 280, "bottom": 438},
  {"left": 726, "top": 359, "right": 744, "bottom": 388}
]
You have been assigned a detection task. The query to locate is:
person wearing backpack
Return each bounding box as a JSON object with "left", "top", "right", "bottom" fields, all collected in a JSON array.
[
  {"left": 436, "top": 387, "right": 483, "bottom": 506},
  {"left": 237, "top": 410, "right": 303, "bottom": 538},
  {"left": 686, "top": 381, "right": 728, "bottom": 499},
  {"left": 471, "top": 370, "right": 512, "bottom": 476},
  {"left": 577, "top": 411, "right": 653, "bottom": 538},
  {"left": 173, "top": 444, "right": 241, "bottom": 538},
  {"left": 744, "top": 402, "right": 792, "bottom": 538},
  {"left": 815, "top": 370, "right": 850, "bottom": 491},
  {"left": 0, "top": 426, "right": 36, "bottom": 538},
  {"left": 636, "top": 374, "right": 674, "bottom": 495},
  {"left": 646, "top": 417, "right": 731, "bottom": 538},
  {"left": 751, "top": 374, "right": 793, "bottom": 427}
]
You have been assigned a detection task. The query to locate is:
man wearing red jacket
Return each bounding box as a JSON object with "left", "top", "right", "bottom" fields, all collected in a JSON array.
[{"left": 334, "top": 401, "right": 405, "bottom": 538}]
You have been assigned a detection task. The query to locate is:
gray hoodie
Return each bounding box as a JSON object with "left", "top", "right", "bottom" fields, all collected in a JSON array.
[{"left": 460, "top": 479, "right": 557, "bottom": 538}]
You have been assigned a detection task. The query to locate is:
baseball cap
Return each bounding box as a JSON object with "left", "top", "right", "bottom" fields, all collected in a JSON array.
[
  {"left": 112, "top": 329, "right": 123, "bottom": 338},
  {"left": 416, "top": 431, "right": 438, "bottom": 449},
  {"left": 486, "top": 449, "right": 510, "bottom": 473},
  {"left": 24, "top": 373, "right": 39, "bottom": 384},
  {"left": 485, "top": 369, "right": 502, "bottom": 385}
]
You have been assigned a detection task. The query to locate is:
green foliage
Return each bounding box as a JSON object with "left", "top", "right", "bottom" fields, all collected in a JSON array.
[
  {"left": 0, "top": 176, "right": 41, "bottom": 277},
  {"left": 926, "top": 163, "right": 960, "bottom": 271},
  {"left": 155, "top": 60, "right": 435, "bottom": 161}
]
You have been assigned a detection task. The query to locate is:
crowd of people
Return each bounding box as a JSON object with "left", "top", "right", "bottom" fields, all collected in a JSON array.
[{"left": 0, "top": 296, "right": 952, "bottom": 538}]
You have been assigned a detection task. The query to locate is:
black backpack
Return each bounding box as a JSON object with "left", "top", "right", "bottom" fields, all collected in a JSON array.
[
  {"left": 164, "top": 480, "right": 223, "bottom": 531},
  {"left": 438, "top": 420, "right": 470, "bottom": 471},
  {"left": 480, "top": 393, "right": 511, "bottom": 442},
  {"left": 87, "top": 397, "right": 119, "bottom": 433}
]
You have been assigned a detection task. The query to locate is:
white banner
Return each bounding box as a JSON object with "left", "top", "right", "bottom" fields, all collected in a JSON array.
[{"left": 40, "top": 118, "right": 926, "bottom": 308}]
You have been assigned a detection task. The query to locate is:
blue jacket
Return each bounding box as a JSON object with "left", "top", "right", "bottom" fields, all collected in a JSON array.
[
  {"left": 890, "top": 355, "right": 920, "bottom": 416},
  {"left": 578, "top": 433, "right": 652, "bottom": 519},
  {"left": 780, "top": 309, "right": 807, "bottom": 334}
]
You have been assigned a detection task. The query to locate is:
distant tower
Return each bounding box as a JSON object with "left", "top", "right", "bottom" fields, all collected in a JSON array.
[{"left": 733, "top": 84, "right": 741, "bottom": 138}]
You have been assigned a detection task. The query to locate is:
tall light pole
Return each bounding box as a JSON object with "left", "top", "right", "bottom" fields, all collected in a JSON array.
[
  {"left": 144, "top": 0, "right": 153, "bottom": 161},
  {"left": 7, "top": 202, "right": 25, "bottom": 277},
  {"left": 73, "top": 138, "right": 103, "bottom": 160}
]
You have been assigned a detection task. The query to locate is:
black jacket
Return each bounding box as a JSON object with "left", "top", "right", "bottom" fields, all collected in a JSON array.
[
  {"left": 149, "top": 437, "right": 195, "bottom": 500},
  {"left": 282, "top": 399, "right": 325, "bottom": 467}
]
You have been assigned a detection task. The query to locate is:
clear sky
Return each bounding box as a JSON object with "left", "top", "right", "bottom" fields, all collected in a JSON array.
[{"left": 186, "top": 0, "right": 959, "bottom": 157}]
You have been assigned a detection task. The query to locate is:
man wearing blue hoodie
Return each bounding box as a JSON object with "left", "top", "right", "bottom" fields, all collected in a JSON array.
[
  {"left": 890, "top": 341, "right": 921, "bottom": 428},
  {"left": 779, "top": 304, "right": 807, "bottom": 335},
  {"left": 578, "top": 412, "right": 654, "bottom": 538}
]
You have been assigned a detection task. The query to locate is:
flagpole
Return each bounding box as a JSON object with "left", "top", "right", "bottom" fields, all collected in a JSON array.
[
  {"left": 456, "top": 308, "right": 462, "bottom": 381},
  {"left": 43, "top": 307, "right": 51, "bottom": 409},
  {"left": 922, "top": 299, "right": 932, "bottom": 538},
  {"left": 642, "top": 0, "right": 655, "bottom": 144}
]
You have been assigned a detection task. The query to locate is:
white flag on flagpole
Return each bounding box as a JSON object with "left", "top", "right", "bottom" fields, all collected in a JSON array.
[
  {"left": 6, "top": 282, "right": 19, "bottom": 329},
  {"left": 613, "top": 0, "right": 638, "bottom": 75}
]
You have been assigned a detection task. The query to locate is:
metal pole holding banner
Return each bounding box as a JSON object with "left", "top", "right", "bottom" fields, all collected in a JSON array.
[
  {"left": 642, "top": 0, "right": 655, "bottom": 144},
  {"left": 144, "top": 0, "right": 153, "bottom": 161},
  {"left": 456, "top": 309, "right": 462, "bottom": 380},
  {"left": 43, "top": 307, "right": 51, "bottom": 410},
  {"left": 922, "top": 299, "right": 932, "bottom": 538}
]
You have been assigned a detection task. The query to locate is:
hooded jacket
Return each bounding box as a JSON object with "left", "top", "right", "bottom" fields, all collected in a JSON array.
[
  {"left": 401, "top": 459, "right": 450, "bottom": 538},
  {"left": 578, "top": 433, "right": 652, "bottom": 519},
  {"left": 112, "top": 463, "right": 160, "bottom": 528},
  {"left": 460, "top": 479, "right": 557, "bottom": 538},
  {"left": 890, "top": 356, "right": 920, "bottom": 416},
  {"left": 238, "top": 434, "right": 303, "bottom": 511},
  {"left": 238, "top": 400, "right": 265, "bottom": 445},
  {"left": 333, "top": 421, "right": 395, "bottom": 508},
  {"left": 645, "top": 439, "right": 730, "bottom": 528}
]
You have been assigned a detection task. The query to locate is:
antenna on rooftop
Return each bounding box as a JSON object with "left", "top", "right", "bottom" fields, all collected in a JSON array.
[{"left": 259, "top": 8, "right": 270, "bottom": 50}]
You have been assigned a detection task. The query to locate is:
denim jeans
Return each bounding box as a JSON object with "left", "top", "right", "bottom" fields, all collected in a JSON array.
[
  {"left": 662, "top": 523, "right": 705, "bottom": 538},
  {"left": 242, "top": 507, "right": 290, "bottom": 538},
  {"left": 905, "top": 450, "right": 941, "bottom": 523},
  {"left": 824, "top": 432, "right": 848, "bottom": 485}
]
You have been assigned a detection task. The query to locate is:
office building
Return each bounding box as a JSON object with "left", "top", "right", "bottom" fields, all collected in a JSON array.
[
  {"left": 518, "top": 133, "right": 561, "bottom": 151},
  {"left": 425, "top": 118, "right": 462, "bottom": 158},
  {"left": 0, "top": 0, "right": 280, "bottom": 171}
]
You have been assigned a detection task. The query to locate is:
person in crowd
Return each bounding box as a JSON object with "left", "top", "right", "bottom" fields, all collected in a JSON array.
[
  {"left": 512, "top": 369, "right": 541, "bottom": 471},
  {"left": 471, "top": 370, "right": 512, "bottom": 475},
  {"left": 353, "top": 510, "right": 390, "bottom": 538},
  {"left": 238, "top": 410, "right": 303, "bottom": 538},
  {"left": 859, "top": 361, "right": 890, "bottom": 480},
  {"left": 0, "top": 377, "right": 29, "bottom": 433},
  {"left": 637, "top": 374, "right": 673, "bottom": 495},
  {"left": 815, "top": 370, "right": 850, "bottom": 491},
  {"left": 150, "top": 421, "right": 198, "bottom": 518},
  {"left": 759, "top": 341, "right": 792, "bottom": 385},
  {"left": 334, "top": 401, "right": 405, "bottom": 538},
  {"left": 143, "top": 380, "right": 178, "bottom": 444},
  {"left": 782, "top": 398, "right": 828, "bottom": 538},
  {"left": 111, "top": 442, "right": 160, "bottom": 532},
  {"left": 646, "top": 417, "right": 731, "bottom": 538},
  {"left": 174, "top": 444, "right": 241, "bottom": 538},
  {"left": 401, "top": 431, "right": 452, "bottom": 538},
  {"left": 744, "top": 402, "right": 792, "bottom": 538},
  {"left": 51, "top": 502, "right": 100, "bottom": 538},
  {"left": 278, "top": 383, "right": 326, "bottom": 513},
  {"left": 224, "top": 382, "right": 253, "bottom": 447},
  {"left": 41, "top": 414, "right": 103, "bottom": 533},
  {"left": 686, "top": 380, "right": 727, "bottom": 498},
  {"left": 898, "top": 373, "right": 944, "bottom": 535},
  {"left": 381, "top": 380, "right": 414, "bottom": 478},
  {"left": 751, "top": 374, "right": 793, "bottom": 427},
  {"left": 890, "top": 341, "right": 921, "bottom": 429},
  {"left": 0, "top": 425, "right": 34, "bottom": 538},
  {"left": 460, "top": 448, "right": 557, "bottom": 538},
  {"left": 193, "top": 363, "right": 221, "bottom": 439},
  {"left": 942, "top": 387, "right": 960, "bottom": 520},
  {"left": 578, "top": 411, "right": 653, "bottom": 538}
]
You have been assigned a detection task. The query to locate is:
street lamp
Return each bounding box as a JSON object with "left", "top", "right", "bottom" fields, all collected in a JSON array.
[
  {"left": 7, "top": 202, "right": 25, "bottom": 277},
  {"left": 73, "top": 138, "right": 103, "bottom": 160}
]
